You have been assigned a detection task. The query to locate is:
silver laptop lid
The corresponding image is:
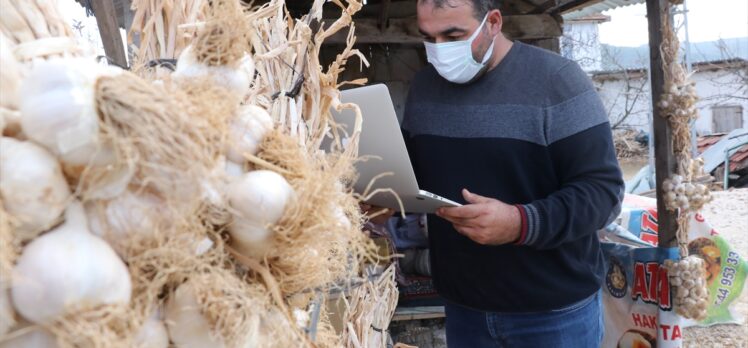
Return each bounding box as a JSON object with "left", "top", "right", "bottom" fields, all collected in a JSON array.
[{"left": 330, "top": 84, "right": 421, "bottom": 203}]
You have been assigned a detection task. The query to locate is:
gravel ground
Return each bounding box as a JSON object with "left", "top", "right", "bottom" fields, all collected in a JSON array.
[{"left": 684, "top": 188, "right": 748, "bottom": 348}]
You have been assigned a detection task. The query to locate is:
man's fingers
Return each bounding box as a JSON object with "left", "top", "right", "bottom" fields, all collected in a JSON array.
[
  {"left": 440, "top": 214, "right": 478, "bottom": 227},
  {"left": 462, "top": 189, "right": 493, "bottom": 204},
  {"left": 437, "top": 204, "right": 482, "bottom": 219}
]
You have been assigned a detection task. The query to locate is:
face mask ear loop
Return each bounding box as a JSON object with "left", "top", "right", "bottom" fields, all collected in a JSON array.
[{"left": 480, "top": 14, "right": 503, "bottom": 64}]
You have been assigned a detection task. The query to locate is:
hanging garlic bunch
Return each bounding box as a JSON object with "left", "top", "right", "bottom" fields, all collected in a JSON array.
[
  {"left": 657, "top": 82, "right": 699, "bottom": 121},
  {"left": 664, "top": 256, "right": 709, "bottom": 321},
  {"left": 662, "top": 175, "right": 711, "bottom": 211}
]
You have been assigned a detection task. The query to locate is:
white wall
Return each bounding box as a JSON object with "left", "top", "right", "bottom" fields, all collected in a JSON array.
[
  {"left": 562, "top": 21, "right": 603, "bottom": 72},
  {"left": 593, "top": 65, "right": 748, "bottom": 135}
]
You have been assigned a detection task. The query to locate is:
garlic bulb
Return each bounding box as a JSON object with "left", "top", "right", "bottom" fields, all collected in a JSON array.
[
  {"left": 165, "top": 281, "right": 225, "bottom": 348},
  {"left": 0, "top": 137, "right": 71, "bottom": 240},
  {"left": 19, "top": 58, "right": 119, "bottom": 166},
  {"left": 134, "top": 308, "right": 169, "bottom": 348},
  {"left": 11, "top": 202, "right": 132, "bottom": 324},
  {"left": 226, "top": 105, "right": 274, "bottom": 163},
  {"left": 227, "top": 170, "right": 294, "bottom": 258},
  {"left": 173, "top": 46, "right": 254, "bottom": 98},
  {"left": 85, "top": 190, "right": 165, "bottom": 257},
  {"left": 0, "top": 326, "right": 58, "bottom": 348}
]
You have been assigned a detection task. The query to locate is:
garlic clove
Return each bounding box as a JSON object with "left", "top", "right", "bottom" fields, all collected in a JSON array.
[
  {"left": 227, "top": 170, "right": 293, "bottom": 229},
  {"left": 134, "top": 308, "right": 169, "bottom": 348},
  {"left": 85, "top": 190, "right": 166, "bottom": 257},
  {"left": 0, "top": 137, "right": 71, "bottom": 241},
  {"left": 11, "top": 202, "right": 132, "bottom": 324},
  {"left": 173, "top": 46, "right": 253, "bottom": 98},
  {"left": 165, "top": 280, "right": 226, "bottom": 348},
  {"left": 226, "top": 105, "right": 274, "bottom": 163}
]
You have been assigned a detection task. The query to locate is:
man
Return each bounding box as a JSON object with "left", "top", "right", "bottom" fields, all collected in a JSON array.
[{"left": 401, "top": 0, "right": 624, "bottom": 346}]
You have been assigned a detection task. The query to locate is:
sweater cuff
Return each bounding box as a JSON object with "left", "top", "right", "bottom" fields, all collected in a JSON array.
[
  {"left": 518, "top": 203, "right": 541, "bottom": 246},
  {"left": 514, "top": 205, "right": 528, "bottom": 245}
]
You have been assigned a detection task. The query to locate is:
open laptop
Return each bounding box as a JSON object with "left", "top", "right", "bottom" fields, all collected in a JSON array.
[{"left": 329, "top": 84, "right": 461, "bottom": 213}]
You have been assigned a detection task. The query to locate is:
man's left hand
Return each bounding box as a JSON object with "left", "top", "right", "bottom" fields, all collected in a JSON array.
[{"left": 436, "top": 189, "right": 521, "bottom": 245}]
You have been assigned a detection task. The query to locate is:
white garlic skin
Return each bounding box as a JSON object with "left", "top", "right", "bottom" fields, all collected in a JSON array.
[
  {"left": 19, "top": 58, "right": 119, "bottom": 166},
  {"left": 0, "top": 137, "right": 71, "bottom": 240}
]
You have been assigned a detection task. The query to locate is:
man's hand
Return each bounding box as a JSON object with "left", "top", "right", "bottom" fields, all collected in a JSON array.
[
  {"left": 436, "top": 189, "right": 521, "bottom": 245},
  {"left": 360, "top": 203, "right": 395, "bottom": 225}
]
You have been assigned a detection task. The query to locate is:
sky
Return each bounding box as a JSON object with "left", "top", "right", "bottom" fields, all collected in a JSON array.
[
  {"left": 58, "top": 0, "right": 128, "bottom": 63},
  {"left": 57, "top": 0, "right": 746, "bottom": 53},
  {"left": 599, "top": 0, "right": 748, "bottom": 47}
]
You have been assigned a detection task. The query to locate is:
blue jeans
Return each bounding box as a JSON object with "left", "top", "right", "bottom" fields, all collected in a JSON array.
[{"left": 445, "top": 291, "right": 603, "bottom": 348}]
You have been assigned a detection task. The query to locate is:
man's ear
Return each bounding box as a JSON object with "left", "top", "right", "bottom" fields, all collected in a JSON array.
[{"left": 487, "top": 9, "right": 503, "bottom": 35}]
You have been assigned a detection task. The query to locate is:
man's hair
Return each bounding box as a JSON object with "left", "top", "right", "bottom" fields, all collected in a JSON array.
[{"left": 420, "top": 0, "right": 503, "bottom": 19}]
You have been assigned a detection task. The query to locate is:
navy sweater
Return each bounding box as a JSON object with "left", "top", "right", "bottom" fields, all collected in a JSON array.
[{"left": 401, "top": 42, "right": 624, "bottom": 312}]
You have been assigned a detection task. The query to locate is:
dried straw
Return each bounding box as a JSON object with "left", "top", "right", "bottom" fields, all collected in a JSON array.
[
  {"left": 1, "top": 0, "right": 83, "bottom": 60},
  {"left": 343, "top": 265, "right": 398, "bottom": 348},
  {"left": 247, "top": 0, "right": 369, "bottom": 149},
  {"left": 193, "top": 0, "right": 249, "bottom": 68},
  {"left": 129, "top": 0, "right": 207, "bottom": 68},
  {"left": 45, "top": 304, "right": 136, "bottom": 348}
]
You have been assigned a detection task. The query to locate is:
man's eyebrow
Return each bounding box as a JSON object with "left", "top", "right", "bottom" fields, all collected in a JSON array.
[
  {"left": 418, "top": 26, "right": 467, "bottom": 37},
  {"left": 440, "top": 27, "right": 467, "bottom": 36}
]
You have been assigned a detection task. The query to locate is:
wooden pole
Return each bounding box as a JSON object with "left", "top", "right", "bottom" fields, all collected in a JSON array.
[
  {"left": 646, "top": 0, "right": 678, "bottom": 248},
  {"left": 91, "top": 0, "right": 128, "bottom": 68}
]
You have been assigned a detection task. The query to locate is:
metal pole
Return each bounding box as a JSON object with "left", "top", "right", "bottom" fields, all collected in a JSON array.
[{"left": 681, "top": 0, "right": 699, "bottom": 157}]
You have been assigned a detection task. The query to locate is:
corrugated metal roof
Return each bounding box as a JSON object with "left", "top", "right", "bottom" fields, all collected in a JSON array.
[
  {"left": 563, "top": 0, "right": 645, "bottom": 20},
  {"left": 697, "top": 133, "right": 748, "bottom": 172}
]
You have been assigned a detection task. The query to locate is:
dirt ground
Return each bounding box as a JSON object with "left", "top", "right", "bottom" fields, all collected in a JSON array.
[{"left": 684, "top": 188, "right": 748, "bottom": 348}]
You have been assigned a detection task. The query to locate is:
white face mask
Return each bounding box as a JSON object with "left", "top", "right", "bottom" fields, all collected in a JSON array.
[{"left": 424, "top": 14, "right": 495, "bottom": 84}]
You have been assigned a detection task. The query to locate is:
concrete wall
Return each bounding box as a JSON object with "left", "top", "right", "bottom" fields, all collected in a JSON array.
[
  {"left": 593, "top": 65, "right": 748, "bottom": 135},
  {"left": 561, "top": 21, "right": 603, "bottom": 72}
]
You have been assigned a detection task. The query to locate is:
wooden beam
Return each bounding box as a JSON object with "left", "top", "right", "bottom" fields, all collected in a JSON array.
[
  {"left": 324, "top": 14, "right": 561, "bottom": 45},
  {"left": 379, "top": 0, "right": 392, "bottom": 30},
  {"left": 503, "top": 14, "right": 562, "bottom": 40},
  {"left": 646, "top": 0, "right": 678, "bottom": 248},
  {"left": 357, "top": 0, "right": 415, "bottom": 19},
  {"left": 542, "top": 0, "right": 601, "bottom": 14},
  {"left": 91, "top": 0, "right": 128, "bottom": 68},
  {"left": 392, "top": 306, "right": 445, "bottom": 321}
]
